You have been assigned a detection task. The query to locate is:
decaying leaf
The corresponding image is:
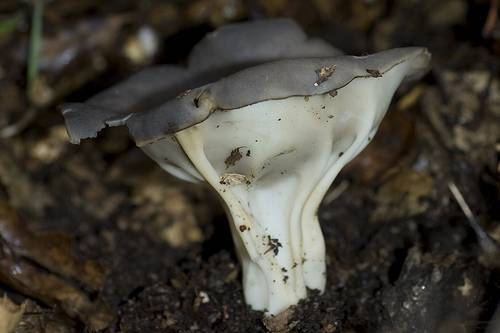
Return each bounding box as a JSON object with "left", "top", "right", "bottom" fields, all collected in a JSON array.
[
  {"left": 0, "top": 202, "right": 115, "bottom": 330},
  {"left": 371, "top": 169, "right": 435, "bottom": 222},
  {"left": 0, "top": 296, "right": 25, "bottom": 333}
]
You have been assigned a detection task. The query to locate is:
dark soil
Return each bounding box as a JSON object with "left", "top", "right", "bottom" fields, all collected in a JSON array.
[{"left": 0, "top": 0, "right": 499, "bottom": 332}]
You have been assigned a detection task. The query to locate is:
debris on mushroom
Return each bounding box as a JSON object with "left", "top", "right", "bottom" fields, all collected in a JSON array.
[{"left": 61, "top": 19, "right": 431, "bottom": 315}]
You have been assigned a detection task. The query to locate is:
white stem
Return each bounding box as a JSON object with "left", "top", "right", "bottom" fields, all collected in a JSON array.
[
  {"left": 146, "top": 61, "right": 414, "bottom": 315},
  {"left": 175, "top": 128, "right": 302, "bottom": 313}
]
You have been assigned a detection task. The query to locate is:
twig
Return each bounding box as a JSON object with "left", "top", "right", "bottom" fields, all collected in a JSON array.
[
  {"left": 483, "top": 0, "right": 499, "bottom": 38},
  {"left": 417, "top": 89, "right": 498, "bottom": 255},
  {"left": 0, "top": 107, "right": 37, "bottom": 139},
  {"left": 448, "top": 182, "right": 498, "bottom": 254}
]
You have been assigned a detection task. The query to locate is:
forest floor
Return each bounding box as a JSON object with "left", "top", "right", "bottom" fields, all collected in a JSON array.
[{"left": 0, "top": 0, "right": 499, "bottom": 332}]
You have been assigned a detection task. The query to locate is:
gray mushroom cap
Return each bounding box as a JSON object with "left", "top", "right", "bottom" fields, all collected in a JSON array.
[
  {"left": 188, "top": 18, "right": 340, "bottom": 72},
  {"left": 62, "top": 19, "right": 430, "bottom": 146}
]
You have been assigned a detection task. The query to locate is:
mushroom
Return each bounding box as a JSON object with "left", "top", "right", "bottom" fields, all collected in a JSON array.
[{"left": 62, "top": 19, "right": 431, "bottom": 315}]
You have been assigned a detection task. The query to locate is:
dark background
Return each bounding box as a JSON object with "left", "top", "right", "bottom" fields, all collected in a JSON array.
[{"left": 0, "top": 0, "right": 499, "bottom": 332}]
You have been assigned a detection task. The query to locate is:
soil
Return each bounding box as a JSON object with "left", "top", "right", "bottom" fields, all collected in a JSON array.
[{"left": 0, "top": 0, "right": 499, "bottom": 332}]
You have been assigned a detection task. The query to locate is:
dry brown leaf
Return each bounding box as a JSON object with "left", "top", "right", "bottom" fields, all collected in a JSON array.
[{"left": 0, "top": 296, "right": 25, "bottom": 333}]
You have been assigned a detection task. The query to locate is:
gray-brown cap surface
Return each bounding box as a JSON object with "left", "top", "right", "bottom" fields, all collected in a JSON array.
[{"left": 62, "top": 19, "right": 430, "bottom": 146}]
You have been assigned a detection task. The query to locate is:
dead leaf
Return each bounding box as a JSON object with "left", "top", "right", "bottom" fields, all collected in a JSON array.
[
  {"left": 0, "top": 202, "right": 114, "bottom": 329},
  {"left": 371, "top": 169, "right": 434, "bottom": 222},
  {"left": 0, "top": 296, "right": 25, "bottom": 333}
]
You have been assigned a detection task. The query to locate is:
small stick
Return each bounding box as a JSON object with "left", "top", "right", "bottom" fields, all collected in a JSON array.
[
  {"left": 483, "top": 0, "right": 499, "bottom": 38},
  {"left": 448, "top": 182, "right": 498, "bottom": 254}
]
